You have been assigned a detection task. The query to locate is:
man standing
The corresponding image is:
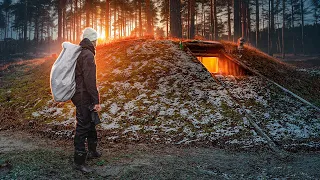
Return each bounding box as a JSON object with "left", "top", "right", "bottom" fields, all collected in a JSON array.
[{"left": 71, "top": 27, "right": 102, "bottom": 173}]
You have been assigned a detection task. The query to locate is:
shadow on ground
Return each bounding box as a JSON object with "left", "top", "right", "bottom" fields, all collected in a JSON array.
[{"left": 0, "top": 131, "right": 319, "bottom": 179}]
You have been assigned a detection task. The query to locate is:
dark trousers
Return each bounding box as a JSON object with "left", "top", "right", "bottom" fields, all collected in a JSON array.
[{"left": 72, "top": 91, "right": 98, "bottom": 154}]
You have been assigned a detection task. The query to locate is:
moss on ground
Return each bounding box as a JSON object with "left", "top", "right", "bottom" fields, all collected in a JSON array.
[{"left": 0, "top": 149, "right": 104, "bottom": 179}]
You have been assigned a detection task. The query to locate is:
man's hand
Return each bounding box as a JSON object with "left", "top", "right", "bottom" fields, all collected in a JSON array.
[{"left": 94, "top": 104, "right": 102, "bottom": 112}]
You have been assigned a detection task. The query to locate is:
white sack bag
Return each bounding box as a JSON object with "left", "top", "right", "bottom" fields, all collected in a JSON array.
[{"left": 50, "top": 42, "right": 82, "bottom": 102}]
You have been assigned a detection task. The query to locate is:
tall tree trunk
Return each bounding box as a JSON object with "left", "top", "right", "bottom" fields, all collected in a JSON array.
[
  {"left": 291, "top": 0, "right": 295, "bottom": 55},
  {"left": 256, "top": 0, "right": 259, "bottom": 48},
  {"left": 41, "top": 21, "right": 44, "bottom": 43},
  {"left": 7, "top": 12, "right": 10, "bottom": 39},
  {"left": 282, "top": 0, "right": 285, "bottom": 58},
  {"left": 190, "top": 0, "right": 195, "bottom": 39},
  {"left": 114, "top": 1, "right": 117, "bottom": 38},
  {"left": 146, "top": 0, "right": 152, "bottom": 35},
  {"left": 72, "top": 1, "right": 75, "bottom": 42},
  {"left": 86, "top": 0, "right": 91, "bottom": 27},
  {"left": 94, "top": 8, "right": 97, "bottom": 31},
  {"left": 233, "top": 0, "right": 240, "bottom": 41},
  {"left": 227, "top": 0, "right": 231, "bottom": 41},
  {"left": 270, "top": 0, "right": 275, "bottom": 55},
  {"left": 75, "top": 0, "right": 78, "bottom": 42},
  {"left": 29, "top": 21, "right": 31, "bottom": 42},
  {"left": 139, "top": 0, "right": 142, "bottom": 36},
  {"left": 120, "top": 8, "right": 123, "bottom": 37},
  {"left": 24, "top": 0, "right": 28, "bottom": 51},
  {"left": 268, "top": 0, "right": 271, "bottom": 54},
  {"left": 124, "top": 14, "right": 126, "bottom": 37},
  {"left": 202, "top": 1, "right": 205, "bottom": 37},
  {"left": 134, "top": 3, "right": 137, "bottom": 37},
  {"left": 5, "top": 12, "right": 7, "bottom": 39},
  {"left": 300, "top": 0, "right": 304, "bottom": 54},
  {"left": 47, "top": 24, "right": 50, "bottom": 53},
  {"left": 187, "top": 0, "right": 190, "bottom": 38},
  {"left": 241, "top": 1, "right": 247, "bottom": 39},
  {"left": 63, "top": 6, "right": 66, "bottom": 41},
  {"left": 210, "top": 0, "right": 214, "bottom": 40},
  {"left": 195, "top": 8, "right": 198, "bottom": 35},
  {"left": 166, "top": 0, "right": 169, "bottom": 37},
  {"left": 106, "top": 0, "right": 110, "bottom": 39},
  {"left": 78, "top": 0, "right": 82, "bottom": 40},
  {"left": 170, "top": 0, "right": 182, "bottom": 38},
  {"left": 247, "top": 0, "right": 251, "bottom": 43},
  {"left": 10, "top": 19, "right": 13, "bottom": 38},
  {"left": 119, "top": 8, "right": 121, "bottom": 38},
  {"left": 213, "top": 0, "right": 218, "bottom": 40},
  {"left": 34, "top": 15, "right": 39, "bottom": 43}
]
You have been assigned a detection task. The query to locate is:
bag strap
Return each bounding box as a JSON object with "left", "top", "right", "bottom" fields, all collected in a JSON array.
[{"left": 79, "top": 48, "right": 84, "bottom": 107}]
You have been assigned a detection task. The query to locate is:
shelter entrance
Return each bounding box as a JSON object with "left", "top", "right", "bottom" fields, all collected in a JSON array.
[{"left": 185, "top": 40, "right": 250, "bottom": 76}]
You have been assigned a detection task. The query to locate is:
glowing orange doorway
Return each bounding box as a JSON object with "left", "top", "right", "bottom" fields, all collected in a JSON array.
[{"left": 197, "top": 57, "right": 219, "bottom": 74}]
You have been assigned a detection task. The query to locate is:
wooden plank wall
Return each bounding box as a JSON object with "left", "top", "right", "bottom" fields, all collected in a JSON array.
[{"left": 217, "top": 54, "right": 247, "bottom": 76}]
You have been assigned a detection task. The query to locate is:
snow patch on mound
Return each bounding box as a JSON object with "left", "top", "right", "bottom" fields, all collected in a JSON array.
[{"left": 215, "top": 75, "right": 320, "bottom": 146}]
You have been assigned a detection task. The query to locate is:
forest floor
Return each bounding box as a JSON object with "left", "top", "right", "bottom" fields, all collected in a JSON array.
[
  {"left": 1, "top": 130, "right": 320, "bottom": 179},
  {"left": 280, "top": 54, "right": 320, "bottom": 72},
  {"left": 0, "top": 53, "right": 49, "bottom": 67},
  {"left": 282, "top": 54, "right": 320, "bottom": 77}
]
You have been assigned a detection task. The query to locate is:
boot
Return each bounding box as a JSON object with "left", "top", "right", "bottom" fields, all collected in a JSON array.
[
  {"left": 74, "top": 151, "right": 93, "bottom": 173},
  {"left": 87, "top": 151, "right": 102, "bottom": 160},
  {"left": 87, "top": 141, "right": 102, "bottom": 160}
]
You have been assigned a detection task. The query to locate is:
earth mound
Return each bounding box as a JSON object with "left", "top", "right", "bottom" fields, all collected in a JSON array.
[{"left": 0, "top": 39, "right": 319, "bottom": 150}]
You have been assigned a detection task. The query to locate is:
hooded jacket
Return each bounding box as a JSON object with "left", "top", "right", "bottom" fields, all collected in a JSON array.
[{"left": 73, "top": 38, "right": 99, "bottom": 105}]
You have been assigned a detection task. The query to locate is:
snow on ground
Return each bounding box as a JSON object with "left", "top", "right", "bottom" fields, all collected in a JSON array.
[
  {"left": 297, "top": 68, "right": 320, "bottom": 76},
  {"left": 215, "top": 75, "right": 320, "bottom": 148},
  {"left": 30, "top": 40, "right": 319, "bottom": 149},
  {"left": 32, "top": 99, "right": 76, "bottom": 126}
]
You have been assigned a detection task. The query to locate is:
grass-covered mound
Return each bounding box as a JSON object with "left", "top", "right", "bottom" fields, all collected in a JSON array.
[
  {"left": 88, "top": 39, "right": 252, "bottom": 146},
  {"left": 0, "top": 58, "right": 54, "bottom": 129},
  {"left": 0, "top": 38, "right": 319, "bottom": 150},
  {"left": 222, "top": 41, "right": 320, "bottom": 107}
]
